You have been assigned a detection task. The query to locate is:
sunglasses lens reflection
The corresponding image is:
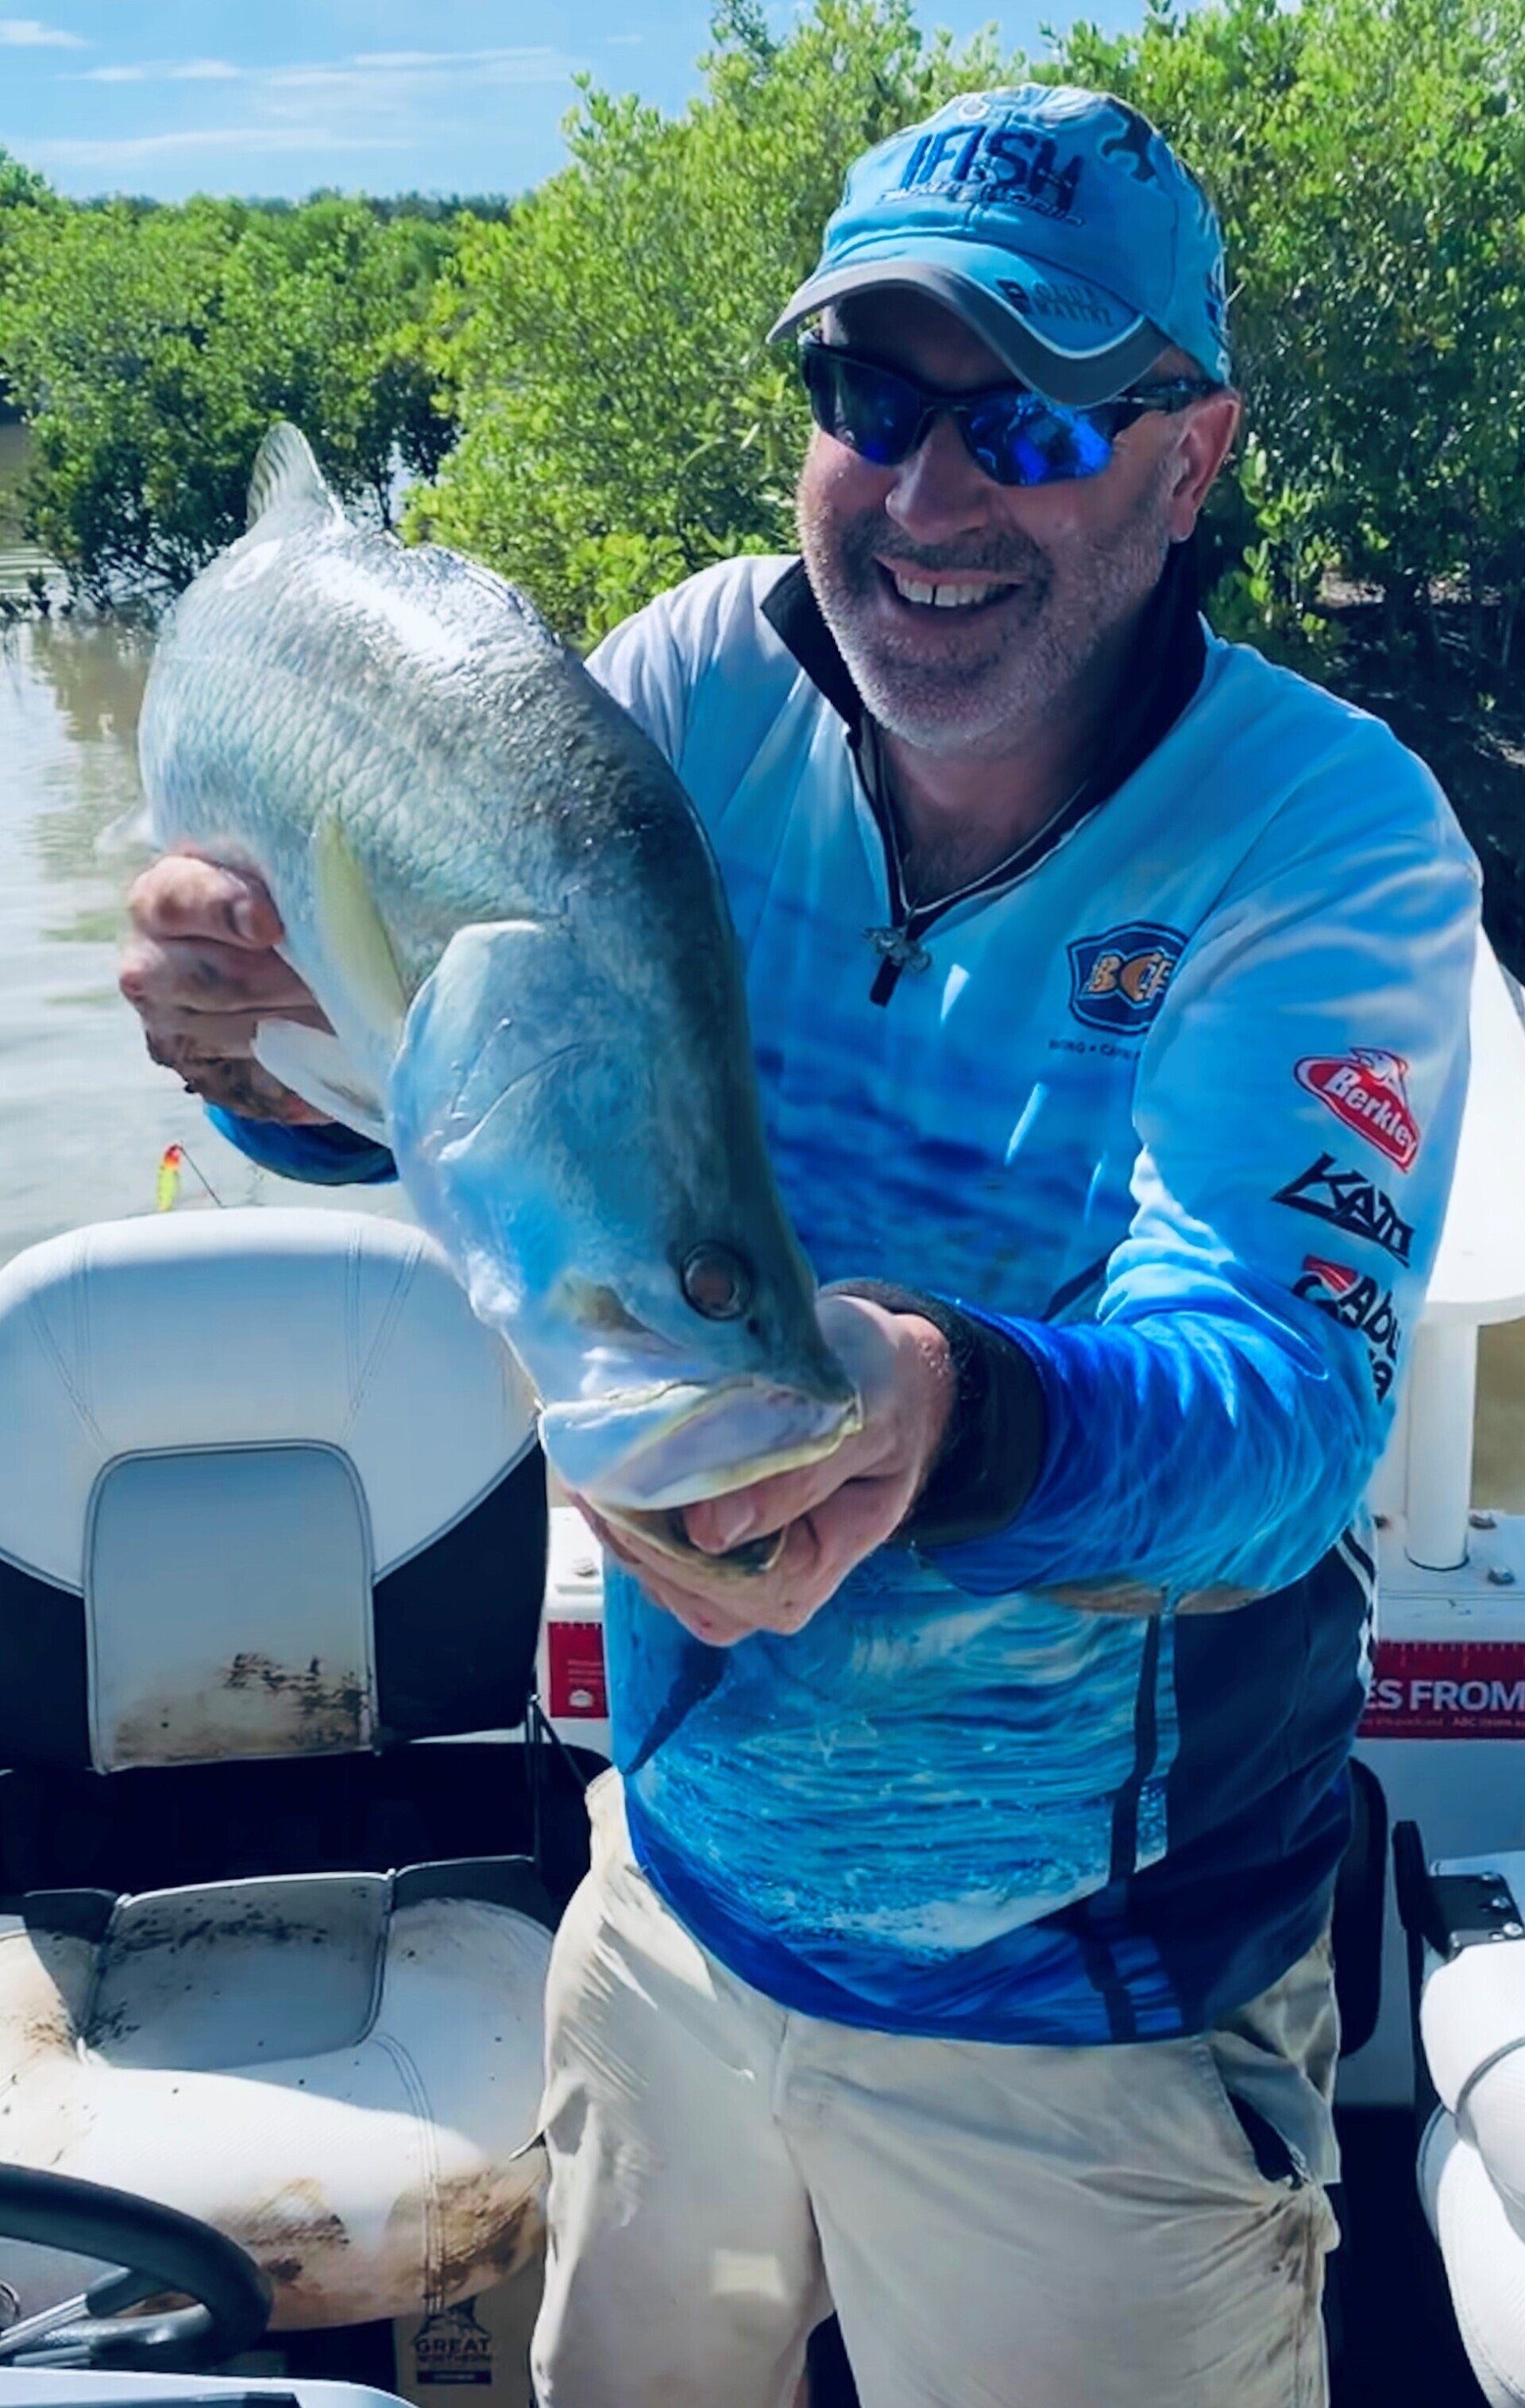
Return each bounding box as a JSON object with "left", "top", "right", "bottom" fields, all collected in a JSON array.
[{"left": 801, "top": 348, "right": 1117, "bottom": 489}]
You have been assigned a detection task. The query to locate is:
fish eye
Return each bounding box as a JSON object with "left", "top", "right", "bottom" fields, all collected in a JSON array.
[{"left": 680, "top": 1243, "right": 752, "bottom": 1321}]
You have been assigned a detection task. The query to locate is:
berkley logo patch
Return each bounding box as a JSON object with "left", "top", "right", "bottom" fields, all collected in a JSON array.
[
  {"left": 1067, "top": 923, "right": 1183, "bottom": 1033},
  {"left": 1293, "top": 1254, "right": 1402, "bottom": 1400},
  {"left": 1295, "top": 1048, "right": 1420, "bottom": 1171},
  {"left": 1272, "top": 1154, "right": 1415, "bottom": 1265}
]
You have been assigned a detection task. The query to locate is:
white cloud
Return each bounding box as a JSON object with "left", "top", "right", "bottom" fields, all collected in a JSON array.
[
  {"left": 23, "top": 125, "right": 415, "bottom": 167},
  {"left": 351, "top": 49, "right": 562, "bottom": 69},
  {"left": 353, "top": 48, "right": 568, "bottom": 68},
  {"left": 351, "top": 51, "right": 461, "bottom": 69},
  {"left": 64, "top": 45, "right": 573, "bottom": 113},
  {"left": 0, "top": 17, "right": 87, "bottom": 44},
  {"left": 261, "top": 49, "right": 574, "bottom": 128},
  {"left": 270, "top": 49, "right": 566, "bottom": 91},
  {"left": 72, "top": 56, "right": 242, "bottom": 84},
  {"left": 28, "top": 43, "right": 581, "bottom": 179}
]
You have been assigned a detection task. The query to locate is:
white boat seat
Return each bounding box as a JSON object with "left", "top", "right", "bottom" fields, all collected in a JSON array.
[
  {"left": 1419, "top": 2113, "right": 1525, "bottom": 2407},
  {"left": 0, "top": 1873, "right": 550, "bottom": 2329},
  {"left": 0, "top": 1211, "right": 555, "bottom": 2335},
  {"left": 1409, "top": 1848, "right": 1525, "bottom": 2402},
  {"left": 0, "top": 1210, "right": 544, "bottom": 1771}
]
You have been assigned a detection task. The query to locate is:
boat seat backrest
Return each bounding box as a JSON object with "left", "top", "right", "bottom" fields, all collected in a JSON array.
[{"left": 0, "top": 1210, "right": 545, "bottom": 1773}]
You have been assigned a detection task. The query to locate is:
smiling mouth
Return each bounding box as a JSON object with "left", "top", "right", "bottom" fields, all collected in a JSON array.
[{"left": 878, "top": 564, "right": 1022, "bottom": 613}]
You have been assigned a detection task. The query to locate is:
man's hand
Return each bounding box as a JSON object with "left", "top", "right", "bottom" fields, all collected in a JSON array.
[
  {"left": 573, "top": 1294, "right": 956, "bottom": 1646},
  {"left": 120, "top": 849, "right": 333, "bottom": 1124}
]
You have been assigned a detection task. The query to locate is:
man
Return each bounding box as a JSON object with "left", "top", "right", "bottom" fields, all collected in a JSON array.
[{"left": 122, "top": 87, "right": 1478, "bottom": 2408}]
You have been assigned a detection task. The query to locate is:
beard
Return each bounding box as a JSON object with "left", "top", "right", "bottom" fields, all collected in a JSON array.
[{"left": 797, "top": 457, "right": 1177, "bottom": 759}]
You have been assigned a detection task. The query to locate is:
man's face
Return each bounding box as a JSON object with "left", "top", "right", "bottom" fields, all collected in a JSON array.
[{"left": 796, "top": 290, "right": 1207, "bottom": 760}]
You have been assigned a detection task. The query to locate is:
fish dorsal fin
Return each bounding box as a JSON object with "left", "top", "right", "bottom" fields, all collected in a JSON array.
[
  {"left": 311, "top": 814, "right": 410, "bottom": 1048},
  {"left": 246, "top": 423, "right": 340, "bottom": 531}
]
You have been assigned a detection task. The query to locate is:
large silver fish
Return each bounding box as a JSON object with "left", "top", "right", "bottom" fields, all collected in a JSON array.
[{"left": 137, "top": 425, "right": 859, "bottom": 1553}]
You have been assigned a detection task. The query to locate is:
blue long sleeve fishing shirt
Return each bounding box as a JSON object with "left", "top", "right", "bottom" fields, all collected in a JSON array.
[{"left": 216, "top": 548, "right": 1479, "bottom": 2043}]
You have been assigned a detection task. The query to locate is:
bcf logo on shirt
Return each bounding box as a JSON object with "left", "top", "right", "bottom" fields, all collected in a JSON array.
[{"left": 1067, "top": 923, "right": 1184, "bottom": 1033}]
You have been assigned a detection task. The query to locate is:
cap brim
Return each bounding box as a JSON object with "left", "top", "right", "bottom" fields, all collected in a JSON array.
[{"left": 770, "top": 240, "right": 1166, "bottom": 406}]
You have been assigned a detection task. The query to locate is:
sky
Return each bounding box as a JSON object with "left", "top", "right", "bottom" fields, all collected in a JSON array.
[{"left": 0, "top": 0, "right": 1102, "bottom": 203}]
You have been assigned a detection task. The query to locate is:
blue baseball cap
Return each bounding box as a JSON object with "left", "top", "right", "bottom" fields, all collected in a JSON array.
[{"left": 770, "top": 85, "right": 1230, "bottom": 407}]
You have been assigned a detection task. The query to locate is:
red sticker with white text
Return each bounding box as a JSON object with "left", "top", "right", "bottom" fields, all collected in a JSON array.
[
  {"left": 1360, "top": 1640, "right": 1525, "bottom": 1738},
  {"left": 547, "top": 1619, "right": 608, "bottom": 1719},
  {"left": 1295, "top": 1049, "right": 1420, "bottom": 1171}
]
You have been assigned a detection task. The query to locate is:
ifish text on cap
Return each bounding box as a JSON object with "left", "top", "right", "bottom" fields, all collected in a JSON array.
[{"left": 770, "top": 85, "right": 1230, "bottom": 408}]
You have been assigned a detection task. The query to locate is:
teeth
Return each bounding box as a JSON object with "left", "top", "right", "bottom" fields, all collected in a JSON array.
[{"left": 890, "top": 572, "right": 1005, "bottom": 609}]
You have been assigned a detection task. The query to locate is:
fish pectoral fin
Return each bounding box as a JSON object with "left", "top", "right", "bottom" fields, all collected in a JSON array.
[
  {"left": 387, "top": 917, "right": 581, "bottom": 1142},
  {"left": 310, "top": 815, "right": 410, "bottom": 1052},
  {"left": 246, "top": 424, "right": 342, "bottom": 531},
  {"left": 252, "top": 1020, "right": 390, "bottom": 1144}
]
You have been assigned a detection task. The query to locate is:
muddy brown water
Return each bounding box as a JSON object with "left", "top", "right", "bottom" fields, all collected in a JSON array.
[
  {"left": 2, "top": 423, "right": 1522, "bottom": 1510},
  {"left": 0, "top": 423, "right": 403, "bottom": 1264}
]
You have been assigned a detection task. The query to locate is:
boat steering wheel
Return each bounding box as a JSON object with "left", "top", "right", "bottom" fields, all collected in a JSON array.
[{"left": 0, "top": 2164, "right": 271, "bottom": 2370}]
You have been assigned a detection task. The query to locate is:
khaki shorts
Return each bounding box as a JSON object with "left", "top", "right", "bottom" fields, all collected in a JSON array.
[{"left": 532, "top": 1771, "right": 1340, "bottom": 2408}]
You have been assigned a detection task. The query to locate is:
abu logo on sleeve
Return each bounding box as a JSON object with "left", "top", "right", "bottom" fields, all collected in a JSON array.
[
  {"left": 1292, "top": 1254, "right": 1403, "bottom": 1400},
  {"left": 1294, "top": 1048, "right": 1420, "bottom": 1171},
  {"left": 1272, "top": 1154, "right": 1414, "bottom": 1264},
  {"left": 1067, "top": 924, "right": 1184, "bottom": 1033}
]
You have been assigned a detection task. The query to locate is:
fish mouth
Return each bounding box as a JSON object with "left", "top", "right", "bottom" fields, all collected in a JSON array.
[
  {"left": 600, "top": 1506, "right": 791, "bottom": 1582},
  {"left": 540, "top": 1374, "right": 862, "bottom": 1514}
]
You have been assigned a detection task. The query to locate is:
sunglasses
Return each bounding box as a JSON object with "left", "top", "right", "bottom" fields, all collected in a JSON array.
[{"left": 797, "top": 337, "right": 1218, "bottom": 489}]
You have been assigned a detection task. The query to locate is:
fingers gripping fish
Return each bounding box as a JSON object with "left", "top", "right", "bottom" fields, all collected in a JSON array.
[{"left": 137, "top": 425, "right": 860, "bottom": 1568}]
